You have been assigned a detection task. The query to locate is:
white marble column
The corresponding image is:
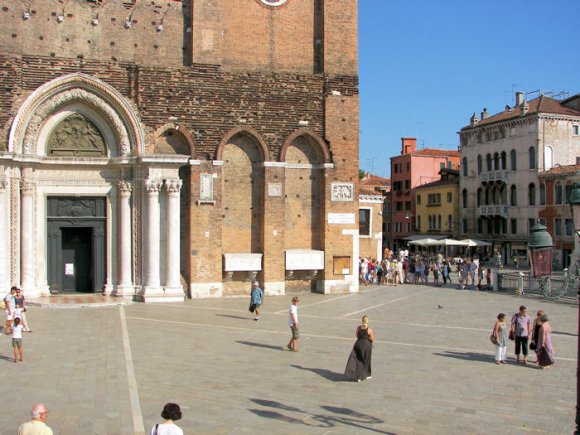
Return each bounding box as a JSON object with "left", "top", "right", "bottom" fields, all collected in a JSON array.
[
  {"left": 142, "top": 178, "right": 163, "bottom": 299},
  {"left": 0, "top": 178, "right": 8, "bottom": 289},
  {"left": 116, "top": 180, "right": 134, "bottom": 296},
  {"left": 20, "top": 181, "right": 36, "bottom": 295},
  {"left": 163, "top": 179, "right": 184, "bottom": 300}
]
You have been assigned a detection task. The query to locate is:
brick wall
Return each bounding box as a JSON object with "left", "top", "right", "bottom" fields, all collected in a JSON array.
[{"left": 1, "top": 0, "right": 360, "bottom": 296}]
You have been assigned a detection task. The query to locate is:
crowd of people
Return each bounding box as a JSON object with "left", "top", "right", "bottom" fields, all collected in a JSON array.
[{"left": 359, "top": 249, "right": 492, "bottom": 290}]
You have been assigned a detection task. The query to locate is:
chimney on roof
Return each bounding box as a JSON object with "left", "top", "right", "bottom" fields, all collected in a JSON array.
[
  {"left": 520, "top": 100, "right": 529, "bottom": 117},
  {"left": 470, "top": 112, "right": 479, "bottom": 127},
  {"left": 401, "top": 137, "right": 416, "bottom": 155},
  {"left": 481, "top": 108, "right": 489, "bottom": 120},
  {"left": 515, "top": 91, "right": 524, "bottom": 106}
]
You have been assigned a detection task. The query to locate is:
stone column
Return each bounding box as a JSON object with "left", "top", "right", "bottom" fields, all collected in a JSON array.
[
  {"left": 163, "top": 179, "right": 184, "bottom": 300},
  {"left": 20, "top": 181, "right": 36, "bottom": 294},
  {"left": 0, "top": 178, "right": 7, "bottom": 289},
  {"left": 116, "top": 180, "right": 134, "bottom": 296},
  {"left": 142, "top": 178, "right": 163, "bottom": 299}
]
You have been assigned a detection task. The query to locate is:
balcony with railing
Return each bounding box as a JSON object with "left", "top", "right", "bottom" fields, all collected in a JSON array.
[
  {"left": 481, "top": 170, "right": 509, "bottom": 184},
  {"left": 477, "top": 204, "right": 509, "bottom": 218}
]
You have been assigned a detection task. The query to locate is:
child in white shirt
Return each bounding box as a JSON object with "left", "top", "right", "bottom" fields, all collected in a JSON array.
[{"left": 12, "top": 317, "right": 24, "bottom": 363}]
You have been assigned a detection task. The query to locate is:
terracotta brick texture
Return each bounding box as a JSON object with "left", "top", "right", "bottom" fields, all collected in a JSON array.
[{"left": 0, "top": 0, "right": 360, "bottom": 296}]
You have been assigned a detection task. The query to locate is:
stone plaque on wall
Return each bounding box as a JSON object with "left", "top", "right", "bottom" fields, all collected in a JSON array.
[
  {"left": 200, "top": 174, "right": 213, "bottom": 200},
  {"left": 268, "top": 183, "right": 282, "bottom": 197},
  {"left": 331, "top": 183, "right": 354, "bottom": 202},
  {"left": 328, "top": 213, "right": 355, "bottom": 224}
]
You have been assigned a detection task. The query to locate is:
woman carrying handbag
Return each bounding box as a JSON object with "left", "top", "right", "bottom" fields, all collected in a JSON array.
[{"left": 536, "top": 313, "right": 555, "bottom": 369}]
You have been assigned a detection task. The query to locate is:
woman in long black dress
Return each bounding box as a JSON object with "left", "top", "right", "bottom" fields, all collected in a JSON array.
[{"left": 345, "top": 315, "right": 375, "bottom": 382}]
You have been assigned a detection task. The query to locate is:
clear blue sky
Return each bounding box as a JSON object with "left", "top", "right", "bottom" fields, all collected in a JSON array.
[{"left": 358, "top": 0, "right": 580, "bottom": 178}]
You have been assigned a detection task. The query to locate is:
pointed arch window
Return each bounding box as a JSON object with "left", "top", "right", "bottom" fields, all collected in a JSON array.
[
  {"left": 528, "top": 183, "right": 536, "bottom": 206},
  {"left": 529, "top": 147, "right": 536, "bottom": 169},
  {"left": 510, "top": 185, "right": 517, "bottom": 206},
  {"left": 510, "top": 149, "right": 517, "bottom": 171}
]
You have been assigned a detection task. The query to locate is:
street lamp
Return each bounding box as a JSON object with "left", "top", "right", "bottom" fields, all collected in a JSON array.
[
  {"left": 568, "top": 183, "right": 580, "bottom": 433},
  {"left": 527, "top": 222, "right": 553, "bottom": 279}
]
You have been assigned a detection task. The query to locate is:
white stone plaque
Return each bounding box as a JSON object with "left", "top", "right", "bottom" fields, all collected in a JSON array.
[
  {"left": 328, "top": 213, "right": 355, "bottom": 224},
  {"left": 268, "top": 183, "right": 282, "bottom": 197},
  {"left": 331, "top": 183, "right": 354, "bottom": 202},
  {"left": 285, "top": 249, "right": 324, "bottom": 270},
  {"left": 223, "top": 253, "right": 263, "bottom": 272},
  {"left": 200, "top": 173, "right": 213, "bottom": 200}
]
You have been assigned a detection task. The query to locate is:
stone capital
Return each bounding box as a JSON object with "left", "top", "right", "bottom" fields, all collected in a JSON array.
[
  {"left": 20, "top": 181, "right": 35, "bottom": 195},
  {"left": 145, "top": 178, "right": 163, "bottom": 194},
  {"left": 117, "top": 180, "right": 133, "bottom": 194},
  {"left": 165, "top": 178, "right": 183, "bottom": 194}
]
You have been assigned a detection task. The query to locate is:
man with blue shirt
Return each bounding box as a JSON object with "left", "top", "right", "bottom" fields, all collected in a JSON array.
[{"left": 250, "top": 281, "right": 264, "bottom": 321}]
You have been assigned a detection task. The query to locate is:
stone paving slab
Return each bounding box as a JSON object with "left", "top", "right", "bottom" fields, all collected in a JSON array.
[{"left": 0, "top": 283, "right": 577, "bottom": 434}]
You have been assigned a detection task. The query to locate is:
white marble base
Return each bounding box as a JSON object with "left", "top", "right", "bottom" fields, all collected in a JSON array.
[
  {"left": 189, "top": 282, "right": 223, "bottom": 298},
  {"left": 113, "top": 285, "right": 136, "bottom": 297},
  {"left": 322, "top": 279, "right": 359, "bottom": 294},
  {"left": 264, "top": 281, "right": 285, "bottom": 296},
  {"left": 21, "top": 286, "right": 45, "bottom": 298},
  {"left": 138, "top": 294, "right": 185, "bottom": 303}
]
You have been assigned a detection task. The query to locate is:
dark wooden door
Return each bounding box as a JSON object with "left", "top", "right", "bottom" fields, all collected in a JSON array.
[{"left": 61, "top": 227, "right": 93, "bottom": 293}]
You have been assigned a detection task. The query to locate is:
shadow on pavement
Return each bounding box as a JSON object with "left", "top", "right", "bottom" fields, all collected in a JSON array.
[
  {"left": 553, "top": 330, "right": 578, "bottom": 337},
  {"left": 236, "top": 341, "right": 285, "bottom": 351},
  {"left": 433, "top": 350, "right": 496, "bottom": 363},
  {"left": 248, "top": 398, "right": 394, "bottom": 434},
  {"left": 290, "top": 364, "right": 349, "bottom": 382},
  {"left": 215, "top": 313, "right": 253, "bottom": 321}
]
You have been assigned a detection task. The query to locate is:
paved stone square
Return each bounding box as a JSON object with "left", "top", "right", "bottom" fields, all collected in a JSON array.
[{"left": 0, "top": 284, "right": 577, "bottom": 434}]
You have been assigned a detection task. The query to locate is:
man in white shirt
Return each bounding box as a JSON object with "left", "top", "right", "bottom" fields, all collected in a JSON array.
[
  {"left": 4, "top": 286, "right": 16, "bottom": 335},
  {"left": 18, "top": 403, "right": 53, "bottom": 435},
  {"left": 287, "top": 296, "right": 299, "bottom": 352}
]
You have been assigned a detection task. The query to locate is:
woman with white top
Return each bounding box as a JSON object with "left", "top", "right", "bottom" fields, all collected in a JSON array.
[{"left": 151, "top": 403, "right": 183, "bottom": 435}]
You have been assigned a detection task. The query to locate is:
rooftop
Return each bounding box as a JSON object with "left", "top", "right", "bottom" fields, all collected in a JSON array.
[{"left": 463, "top": 94, "right": 580, "bottom": 130}]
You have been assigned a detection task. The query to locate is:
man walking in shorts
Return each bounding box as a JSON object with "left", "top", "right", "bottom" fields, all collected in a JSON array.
[
  {"left": 287, "top": 296, "right": 299, "bottom": 352},
  {"left": 250, "top": 281, "right": 264, "bottom": 321}
]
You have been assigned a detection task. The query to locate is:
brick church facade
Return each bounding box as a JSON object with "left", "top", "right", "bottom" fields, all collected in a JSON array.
[{"left": 0, "top": 0, "right": 360, "bottom": 300}]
